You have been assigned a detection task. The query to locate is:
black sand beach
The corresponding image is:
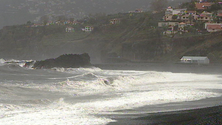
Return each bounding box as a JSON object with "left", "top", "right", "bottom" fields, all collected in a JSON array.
[
  {"left": 94, "top": 63, "right": 222, "bottom": 125},
  {"left": 104, "top": 96, "right": 222, "bottom": 125},
  {"left": 107, "top": 105, "right": 222, "bottom": 125}
]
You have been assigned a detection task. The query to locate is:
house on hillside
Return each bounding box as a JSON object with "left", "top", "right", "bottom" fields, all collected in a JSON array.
[
  {"left": 158, "top": 22, "right": 169, "bottom": 27},
  {"left": 165, "top": 6, "right": 186, "bottom": 15},
  {"left": 72, "top": 21, "right": 81, "bottom": 25},
  {"left": 165, "top": 6, "right": 173, "bottom": 15},
  {"left": 178, "top": 22, "right": 187, "bottom": 31},
  {"left": 206, "top": 24, "right": 222, "bottom": 32},
  {"left": 181, "top": 11, "right": 198, "bottom": 24},
  {"left": 55, "top": 21, "right": 63, "bottom": 25},
  {"left": 129, "top": 9, "right": 143, "bottom": 13},
  {"left": 172, "top": 9, "right": 187, "bottom": 15},
  {"left": 158, "top": 21, "right": 179, "bottom": 27},
  {"left": 195, "top": 2, "right": 214, "bottom": 10},
  {"left": 164, "top": 15, "right": 174, "bottom": 21},
  {"left": 31, "top": 24, "right": 44, "bottom": 27},
  {"left": 185, "top": 11, "right": 197, "bottom": 15},
  {"left": 198, "top": 0, "right": 206, "bottom": 2},
  {"left": 197, "top": 11, "right": 213, "bottom": 22},
  {"left": 164, "top": 7, "right": 187, "bottom": 21},
  {"left": 163, "top": 25, "right": 179, "bottom": 35},
  {"left": 180, "top": 56, "right": 210, "bottom": 64},
  {"left": 82, "top": 26, "right": 94, "bottom": 32},
  {"left": 66, "top": 27, "right": 75, "bottom": 32},
  {"left": 205, "top": 23, "right": 222, "bottom": 28},
  {"left": 110, "top": 18, "right": 121, "bottom": 25},
  {"left": 46, "top": 21, "right": 55, "bottom": 26},
  {"left": 158, "top": 21, "right": 179, "bottom": 35}
]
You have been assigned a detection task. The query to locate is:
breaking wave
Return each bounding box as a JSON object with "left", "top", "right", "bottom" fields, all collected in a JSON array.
[
  {"left": 0, "top": 58, "right": 5, "bottom": 64},
  {"left": 0, "top": 62, "right": 222, "bottom": 125}
]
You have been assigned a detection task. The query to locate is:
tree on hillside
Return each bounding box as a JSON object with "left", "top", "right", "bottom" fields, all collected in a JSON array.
[
  {"left": 208, "top": 0, "right": 220, "bottom": 2},
  {"left": 151, "top": 0, "right": 168, "bottom": 12},
  {"left": 69, "top": 18, "right": 74, "bottom": 22},
  {"left": 26, "top": 21, "right": 32, "bottom": 26},
  {"left": 40, "top": 15, "right": 49, "bottom": 26},
  {"left": 179, "top": 1, "right": 195, "bottom": 10},
  {"left": 56, "top": 15, "right": 67, "bottom": 23},
  {"left": 208, "top": 3, "right": 222, "bottom": 12}
]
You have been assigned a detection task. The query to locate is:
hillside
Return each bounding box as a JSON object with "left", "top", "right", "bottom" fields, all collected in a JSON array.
[
  {"left": 0, "top": 0, "right": 151, "bottom": 29},
  {"left": 0, "top": 0, "right": 189, "bottom": 29},
  {"left": 0, "top": 8, "right": 222, "bottom": 63}
]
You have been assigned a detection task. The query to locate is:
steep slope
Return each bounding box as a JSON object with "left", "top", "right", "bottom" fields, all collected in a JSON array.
[
  {"left": 0, "top": 0, "right": 151, "bottom": 29},
  {"left": 0, "top": 0, "right": 191, "bottom": 29}
]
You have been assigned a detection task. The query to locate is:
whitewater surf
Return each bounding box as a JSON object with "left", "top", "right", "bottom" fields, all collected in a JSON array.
[{"left": 0, "top": 60, "right": 222, "bottom": 125}]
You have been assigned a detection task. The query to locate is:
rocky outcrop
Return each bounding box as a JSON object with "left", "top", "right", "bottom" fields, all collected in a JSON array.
[{"left": 32, "top": 53, "right": 91, "bottom": 69}]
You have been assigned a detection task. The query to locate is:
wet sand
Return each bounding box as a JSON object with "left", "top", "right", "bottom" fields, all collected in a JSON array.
[
  {"left": 105, "top": 96, "right": 222, "bottom": 125},
  {"left": 94, "top": 63, "right": 222, "bottom": 125},
  {"left": 107, "top": 105, "right": 222, "bottom": 125}
]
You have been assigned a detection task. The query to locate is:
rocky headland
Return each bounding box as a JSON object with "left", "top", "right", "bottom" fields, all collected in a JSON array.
[{"left": 32, "top": 53, "right": 91, "bottom": 69}]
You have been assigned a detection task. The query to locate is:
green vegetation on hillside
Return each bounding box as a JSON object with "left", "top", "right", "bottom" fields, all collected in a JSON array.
[{"left": 1, "top": 0, "right": 222, "bottom": 63}]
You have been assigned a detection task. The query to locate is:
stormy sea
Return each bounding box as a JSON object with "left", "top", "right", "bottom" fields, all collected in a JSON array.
[{"left": 0, "top": 59, "right": 222, "bottom": 125}]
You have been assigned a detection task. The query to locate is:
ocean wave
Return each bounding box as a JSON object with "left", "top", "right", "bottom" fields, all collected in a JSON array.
[
  {"left": 52, "top": 67, "right": 102, "bottom": 73},
  {"left": 0, "top": 64, "right": 25, "bottom": 73},
  {"left": 50, "top": 71, "right": 165, "bottom": 96},
  {"left": 74, "top": 88, "right": 222, "bottom": 113},
  {"left": 0, "top": 58, "right": 5, "bottom": 63},
  {"left": 1, "top": 68, "right": 222, "bottom": 125},
  {"left": 0, "top": 98, "right": 114, "bottom": 125}
]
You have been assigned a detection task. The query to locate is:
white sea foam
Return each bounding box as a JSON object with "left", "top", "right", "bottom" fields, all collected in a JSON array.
[
  {"left": 0, "top": 58, "right": 5, "bottom": 66},
  {"left": 68, "top": 73, "right": 222, "bottom": 112},
  {"left": 73, "top": 88, "right": 221, "bottom": 113},
  {"left": 0, "top": 99, "right": 115, "bottom": 125},
  {"left": 0, "top": 58, "right": 5, "bottom": 63},
  {"left": 1, "top": 69, "right": 222, "bottom": 125},
  {"left": 21, "top": 70, "right": 222, "bottom": 96},
  {"left": 52, "top": 67, "right": 102, "bottom": 74}
]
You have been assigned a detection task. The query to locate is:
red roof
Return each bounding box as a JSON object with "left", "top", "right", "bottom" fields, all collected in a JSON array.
[
  {"left": 199, "top": 11, "right": 212, "bottom": 17},
  {"left": 217, "top": 13, "right": 222, "bottom": 17},
  {"left": 195, "top": 2, "right": 213, "bottom": 10},
  {"left": 207, "top": 25, "right": 222, "bottom": 30}
]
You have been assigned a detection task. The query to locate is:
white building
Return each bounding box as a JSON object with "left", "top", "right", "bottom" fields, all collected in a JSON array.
[
  {"left": 158, "top": 21, "right": 179, "bottom": 27},
  {"left": 180, "top": 56, "right": 210, "bottom": 64},
  {"left": 66, "top": 27, "right": 75, "bottom": 32},
  {"left": 172, "top": 9, "right": 187, "bottom": 15},
  {"left": 82, "top": 26, "right": 94, "bottom": 32}
]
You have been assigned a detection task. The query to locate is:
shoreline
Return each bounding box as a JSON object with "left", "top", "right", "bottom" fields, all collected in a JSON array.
[
  {"left": 105, "top": 96, "right": 222, "bottom": 125},
  {"left": 107, "top": 105, "right": 222, "bottom": 125},
  {"left": 93, "top": 62, "right": 222, "bottom": 74},
  {"left": 93, "top": 62, "right": 222, "bottom": 125}
]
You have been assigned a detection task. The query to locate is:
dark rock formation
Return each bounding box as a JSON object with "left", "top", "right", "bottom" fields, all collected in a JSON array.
[{"left": 32, "top": 53, "right": 91, "bottom": 69}]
